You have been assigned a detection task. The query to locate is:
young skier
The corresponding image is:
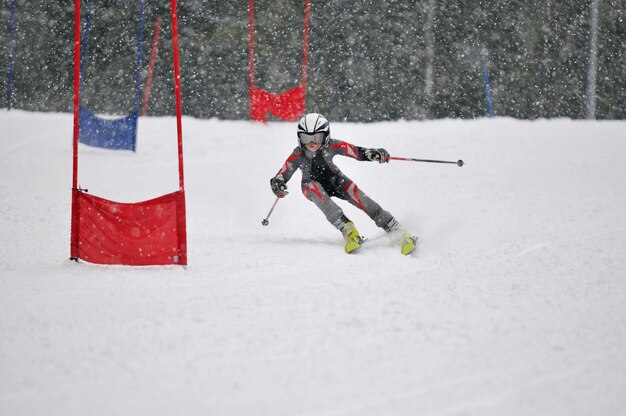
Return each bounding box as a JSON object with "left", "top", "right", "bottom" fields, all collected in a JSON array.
[{"left": 270, "top": 113, "right": 417, "bottom": 255}]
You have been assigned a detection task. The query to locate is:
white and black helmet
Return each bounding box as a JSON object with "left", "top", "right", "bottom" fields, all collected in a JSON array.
[{"left": 297, "top": 113, "right": 330, "bottom": 147}]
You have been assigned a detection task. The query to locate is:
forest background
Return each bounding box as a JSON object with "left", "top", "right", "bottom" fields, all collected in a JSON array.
[{"left": 1, "top": 0, "right": 624, "bottom": 121}]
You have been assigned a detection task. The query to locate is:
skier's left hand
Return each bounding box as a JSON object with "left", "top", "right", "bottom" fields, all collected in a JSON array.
[{"left": 366, "top": 148, "right": 390, "bottom": 163}]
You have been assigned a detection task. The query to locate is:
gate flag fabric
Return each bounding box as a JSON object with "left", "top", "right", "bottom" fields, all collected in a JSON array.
[
  {"left": 70, "top": 0, "right": 188, "bottom": 266},
  {"left": 248, "top": 0, "right": 310, "bottom": 122},
  {"left": 249, "top": 85, "right": 305, "bottom": 122},
  {"left": 78, "top": 106, "right": 139, "bottom": 151},
  {"left": 73, "top": 191, "right": 187, "bottom": 265},
  {"left": 78, "top": 0, "right": 144, "bottom": 151}
]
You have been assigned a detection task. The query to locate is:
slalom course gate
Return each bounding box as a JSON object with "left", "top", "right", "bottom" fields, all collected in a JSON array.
[
  {"left": 78, "top": 0, "right": 144, "bottom": 151},
  {"left": 248, "top": 0, "right": 310, "bottom": 122},
  {"left": 70, "top": 0, "right": 187, "bottom": 266},
  {"left": 141, "top": 18, "right": 162, "bottom": 116}
]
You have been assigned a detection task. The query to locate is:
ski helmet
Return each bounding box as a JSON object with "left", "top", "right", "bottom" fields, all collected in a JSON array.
[{"left": 297, "top": 113, "right": 330, "bottom": 147}]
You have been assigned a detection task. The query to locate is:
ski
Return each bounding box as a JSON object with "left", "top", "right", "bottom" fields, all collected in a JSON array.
[
  {"left": 401, "top": 235, "right": 419, "bottom": 256},
  {"left": 344, "top": 235, "right": 420, "bottom": 255},
  {"left": 345, "top": 236, "right": 367, "bottom": 254}
]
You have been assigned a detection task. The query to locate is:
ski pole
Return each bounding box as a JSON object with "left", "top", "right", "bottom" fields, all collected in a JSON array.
[
  {"left": 391, "top": 156, "right": 464, "bottom": 167},
  {"left": 261, "top": 197, "right": 280, "bottom": 226}
]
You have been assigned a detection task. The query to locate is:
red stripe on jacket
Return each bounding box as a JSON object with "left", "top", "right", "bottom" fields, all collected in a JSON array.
[
  {"left": 330, "top": 142, "right": 359, "bottom": 159},
  {"left": 277, "top": 152, "right": 302, "bottom": 176}
]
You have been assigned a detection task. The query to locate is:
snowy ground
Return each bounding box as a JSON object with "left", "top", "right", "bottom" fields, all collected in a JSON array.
[{"left": 1, "top": 110, "right": 625, "bottom": 415}]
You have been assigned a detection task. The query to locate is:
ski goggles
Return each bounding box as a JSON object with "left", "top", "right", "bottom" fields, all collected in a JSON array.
[{"left": 298, "top": 132, "right": 326, "bottom": 145}]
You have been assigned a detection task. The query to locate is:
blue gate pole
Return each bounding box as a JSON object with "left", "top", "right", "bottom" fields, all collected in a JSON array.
[
  {"left": 6, "top": 0, "right": 16, "bottom": 109},
  {"left": 80, "top": 0, "right": 95, "bottom": 94},
  {"left": 134, "top": 2, "right": 145, "bottom": 113},
  {"left": 482, "top": 68, "right": 494, "bottom": 118}
]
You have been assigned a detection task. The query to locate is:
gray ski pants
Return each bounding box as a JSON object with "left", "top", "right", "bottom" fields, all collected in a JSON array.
[{"left": 302, "top": 180, "right": 397, "bottom": 231}]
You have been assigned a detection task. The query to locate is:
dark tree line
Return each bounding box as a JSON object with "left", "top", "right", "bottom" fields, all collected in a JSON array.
[{"left": 1, "top": 0, "right": 624, "bottom": 120}]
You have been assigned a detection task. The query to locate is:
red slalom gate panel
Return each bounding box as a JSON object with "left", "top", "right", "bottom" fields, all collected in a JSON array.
[
  {"left": 72, "top": 191, "right": 187, "bottom": 266},
  {"left": 249, "top": 84, "right": 305, "bottom": 122},
  {"left": 248, "top": 0, "right": 310, "bottom": 121},
  {"left": 70, "top": 0, "right": 187, "bottom": 266}
]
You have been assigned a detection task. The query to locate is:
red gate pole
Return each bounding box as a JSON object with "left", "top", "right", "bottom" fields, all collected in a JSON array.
[
  {"left": 170, "top": 0, "right": 184, "bottom": 191},
  {"left": 70, "top": 0, "right": 82, "bottom": 260},
  {"left": 141, "top": 18, "right": 161, "bottom": 116}
]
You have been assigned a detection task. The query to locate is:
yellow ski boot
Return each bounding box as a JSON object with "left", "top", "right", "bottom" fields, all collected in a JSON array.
[
  {"left": 400, "top": 233, "right": 418, "bottom": 255},
  {"left": 341, "top": 222, "right": 363, "bottom": 254}
]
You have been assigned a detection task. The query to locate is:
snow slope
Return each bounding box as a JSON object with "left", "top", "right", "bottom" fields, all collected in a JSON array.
[{"left": 1, "top": 110, "right": 625, "bottom": 415}]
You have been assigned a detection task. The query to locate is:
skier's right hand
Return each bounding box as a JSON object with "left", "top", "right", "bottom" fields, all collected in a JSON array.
[{"left": 270, "top": 177, "right": 289, "bottom": 198}]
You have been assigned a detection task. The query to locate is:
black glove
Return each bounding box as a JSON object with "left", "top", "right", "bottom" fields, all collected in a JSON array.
[
  {"left": 270, "top": 177, "right": 289, "bottom": 198},
  {"left": 365, "top": 148, "right": 391, "bottom": 163}
]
